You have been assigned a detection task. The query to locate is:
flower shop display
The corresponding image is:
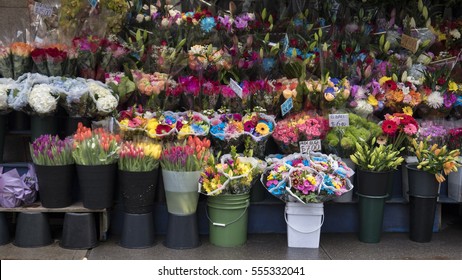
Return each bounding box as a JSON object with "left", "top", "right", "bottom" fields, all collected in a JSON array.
[
  {"left": 118, "top": 140, "right": 162, "bottom": 214},
  {"left": 210, "top": 113, "right": 244, "bottom": 154},
  {"left": 175, "top": 111, "right": 210, "bottom": 139},
  {"left": 0, "top": 165, "right": 37, "bottom": 208},
  {"left": 381, "top": 113, "right": 420, "bottom": 152},
  {"left": 30, "top": 135, "right": 74, "bottom": 208},
  {"left": 448, "top": 126, "right": 462, "bottom": 202},
  {"left": 72, "top": 123, "right": 121, "bottom": 209},
  {"left": 199, "top": 146, "right": 265, "bottom": 247},
  {"left": 407, "top": 139, "right": 460, "bottom": 242},
  {"left": 242, "top": 112, "right": 276, "bottom": 159},
  {"left": 116, "top": 105, "right": 148, "bottom": 140},
  {"left": 160, "top": 136, "right": 212, "bottom": 249},
  {"left": 145, "top": 111, "right": 177, "bottom": 141},
  {"left": 272, "top": 112, "right": 329, "bottom": 154},
  {"left": 350, "top": 138, "right": 404, "bottom": 243}
]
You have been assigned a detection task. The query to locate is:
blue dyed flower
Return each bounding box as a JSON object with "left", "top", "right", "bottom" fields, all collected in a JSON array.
[
  {"left": 191, "top": 124, "right": 204, "bottom": 134},
  {"left": 211, "top": 123, "right": 226, "bottom": 140},
  {"left": 200, "top": 17, "right": 216, "bottom": 33},
  {"left": 455, "top": 96, "right": 462, "bottom": 107},
  {"left": 302, "top": 52, "right": 314, "bottom": 60},
  {"left": 302, "top": 159, "right": 310, "bottom": 166},
  {"left": 318, "top": 18, "right": 326, "bottom": 27},
  {"left": 164, "top": 116, "right": 176, "bottom": 125},
  {"left": 286, "top": 47, "right": 302, "bottom": 57},
  {"left": 293, "top": 18, "right": 303, "bottom": 27},
  {"left": 262, "top": 58, "right": 276, "bottom": 72}
]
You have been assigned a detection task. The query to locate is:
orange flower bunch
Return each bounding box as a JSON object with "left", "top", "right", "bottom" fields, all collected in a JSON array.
[
  {"left": 187, "top": 135, "right": 211, "bottom": 163},
  {"left": 10, "top": 42, "right": 34, "bottom": 57}
]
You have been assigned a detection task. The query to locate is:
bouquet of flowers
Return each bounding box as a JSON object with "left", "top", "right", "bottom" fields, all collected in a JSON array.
[
  {"left": 242, "top": 112, "right": 276, "bottom": 158},
  {"left": 118, "top": 140, "right": 162, "bottom": 172},
  {"left": 272, "top": 112, "right": 329, "bottom": 154},
  {"left": 318, "top": 76, "right": 351, "bottom": 115},
  {"left": 105, "top": 72, "right": 136, "bottom": 105},
  {"left": 199, "top": 146, "right": 265, "bottom": 196},
  {"left": 160, "top": 136, "right": 211, "bottom": 172},
  {"left": 379, "top": 76, "right": 422, "bottom": 114},
  {"left": 145, "top": 111, "right": 177, "bottom": 140},
  {"left": 409, "top": 138, "right": 461, "bottom": 183},
  {"left": 381, "top": 113, "right": 419, "bottom": 151},
  {"left": 200, "top": 80, "right": 220, "bottom": 111},
  {"left": 210, "top": 113, "right": 244, "bottom": 154},
  {"left": 177, "top": 75, "right": 201, "bottom": 111},
  {"left": 31, "top": 46, "right": 69, "bottom": 77},
  {"left": 116, "top": 105, "right": 148, "bottom": 140},
  {"left": 249, "top": 80, "right": 281, "bottom": 115},
  {"left": 27, "top": 83, "right": 60, "bottom": 116},
  {"left": 0, "top": 46, "right": 13, "bottom": 78},
  {"left": 448, "top": 127, "right": 462, "bottom": 153},
  {"left": 99, "top": 39, "right": 128, "bottom": 75},
  {"left": 220, "top": 84, "right": 250, "bottom": 113},
  {"left": 87, "top": 80, "right": 119, "bottom": 117},
  {"left": 50, "top": 76, "right": 92, "bottom": 118},
  {"left": 417, "top": 120, "right": 448, "bottom": 147},
  {"left": 0, "top": 78, "right": 14, "bottom": 115},
  {"left": 176, "top": 111, "right": 210, "bottom": 139},
  {"left": 273, "top": 77, "right": 302, "bottom": 113},
  {"left": 324, "top": 113, "right": 382, "bottom": 158},
  {"left": 73, "top": 36, "right": 104, "bottom": 81},
  {"left": 348, "top": 81, "right": 383, "bottom": 118},
  {"left": 10, "top": 42, "right": 34, "bottom": 79},
  {"left": 134, "top": 71, "right": 173, "bottom": 111},
  {"left": 72, "top": 123, "right": 121, "bottom": 165},
  {"left": 30, "top": 135, "right": 74, "bottom": 166}
]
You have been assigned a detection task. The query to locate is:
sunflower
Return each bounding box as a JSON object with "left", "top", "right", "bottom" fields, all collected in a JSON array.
[{"left": 255, "top": 122, "right": 270, "bottom": 136}]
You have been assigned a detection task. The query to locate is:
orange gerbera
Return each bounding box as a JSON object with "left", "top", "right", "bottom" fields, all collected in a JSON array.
[{"left": 408, "top": 90, "right": 422, "bottom": 106}]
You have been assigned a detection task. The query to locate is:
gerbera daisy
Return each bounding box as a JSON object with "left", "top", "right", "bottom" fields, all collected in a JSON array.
[
  {"left": 255, "top": 122, "right": 270, "bottom": 136},
  {"left": 382, "top": 120, "right": 398, "bottom": 135}
]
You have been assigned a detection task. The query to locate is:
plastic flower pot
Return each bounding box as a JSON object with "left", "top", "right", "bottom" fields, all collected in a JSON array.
[
  {"left": 119, "top": 169, "right": 158, "bottom": 214},
  {"left": 409, "top": 195, "right": 438, "bottom": 243},
  {"left": 448, "top": 161, "right": 462, "bottom": 202},
  {"left": 356, "top": 169, "right": 393, "bottom": 196},
  {"left": 285, "top": 202, "right": 324, "bottom": 248},
  {"left": 35, "top": 164, "right": 74, "bottom": 208},
  {"left": 13, "top": 212, "right": 52, "bottom": 248},
  {"left": 0, "top": 213, "right": 10, "bottom": 245},
  {"left": 357, "top": 193, "right": 388, "bottom": 243},
  {"left": 207, "top": 194, "right": 250, "bottom": 247},
  {"left": 30, "top": 115, "right": 59, "bottom": 141},
  {"left": 60, "top": 213, "right": 98, "bottom": 250},
  {"left": 406, "top": 164, "right": 440, "bottom": 197},
  {"left": 76, "top": 163, "right": 117, "bottom": 210},
  {"left": 120, "top": 212, "right": 155, "bottom": 249}
]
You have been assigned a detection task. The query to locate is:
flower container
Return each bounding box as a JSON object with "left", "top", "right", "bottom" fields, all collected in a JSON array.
[
  {"left": 35, "top": 164, "right": 74, "bottom": 208},
  {"left": 60, "top": 213, "right": 98, "bottom": 250},
  {"left": 162, "top": 170, "right": 201, "bottom": 249},
  {"left": 358, "top": 193, "right": 388, "bottom": 243},
  {"left": 356, "top": 169, "right": 393, "bottom": 196},
  {"left": 30, "top": 115, "right": 59, "bottom": 141},
  {"left": 119, "top": 169, "right": 159, "bottom": 214},
  {"left": 285, "top": 202, "right": 324, "bottom": 248},
  {"left": 333, "top": 158, "right": 356, "bottom": 202},
  {"left": 62, "top": 116, "right": 92, "bottom": 138},
  {"left": 119, "top": 212, "right": 155, "bottom": 249},
  {"left": 207, "top": 193, "right": 250, "bottom": 247},
  {"left": 448, "top": 164, "right": 462, "bottom": 202},
  {"left": 406, "top": 164, "right": 440, "bottom": 197},
  {"left": 13, "top": 212, "right": 52, "bottom": 248},
  {"left": 0, "top": 114, "right": 5, "bottom": 163},
  {"left": 7, "top": 111, "right": 30, "bottom": 131},
  {"left": 0, "top": 213, "right": 10, "bottom": 245},
  {"left": 76, "top": 163, "right": 117, "bottom": 210}
]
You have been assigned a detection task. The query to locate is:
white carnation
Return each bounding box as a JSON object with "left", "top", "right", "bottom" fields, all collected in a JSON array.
[
  {"left": 0, "top": 84, "right": 10, "bottom": 111},
  {"left": 353, "top": 100, "right": 373, "bottom": 118},
  {"left": 426, "top": 91, "right": 444, "bottom": 109},
  {"left": 96, "top": 95, "right": 118, "bottom": 114},
  {"left": 28, "top": 84, "right": 57, "bottom": 114}
]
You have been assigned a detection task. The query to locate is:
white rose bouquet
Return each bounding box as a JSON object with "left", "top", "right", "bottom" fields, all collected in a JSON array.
[
  {"left": 87, "top": 80, "right": 119, "bottom": 117},
  {"left": 28, "top": 84, "right": 59, "bottom": 116}
]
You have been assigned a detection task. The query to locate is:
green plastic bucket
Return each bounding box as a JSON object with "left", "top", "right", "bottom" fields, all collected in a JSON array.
[
  {"left": 207, "top": 194, "right": 250, "bottom": 247},
  {"left": 358, "top": 193, "right": 388, "bottom": 243}
]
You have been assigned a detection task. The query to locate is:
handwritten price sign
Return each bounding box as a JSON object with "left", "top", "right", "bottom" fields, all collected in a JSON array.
[
  {"left": 299, "top": 140, "right": 322, "bottom": 154},
  {"left": 281, "top": 97, "right": 293, "bottom": 116},
  {"left": 329, "top": 114, "right": 349, "bottom": 127},
  {"left": 34, "top": 2, "right": 53, "bottom": 17}
]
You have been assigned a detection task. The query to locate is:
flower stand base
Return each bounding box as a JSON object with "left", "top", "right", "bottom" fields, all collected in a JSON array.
[
  {"left": 13, "top": 212, "right": 52, "bottom": 248},
  {"left": 285, "top": 202, "right": 324, "bottom": 248},
  {"left": 60, "top": 213, "right": 98, "bottom": 250},
  {"left": 409, "top": 195, "right": 437, "bottom": 243},
  {"left": 0, "top": 213, "right": 10, "bottom": 245},
  {"left": 207, "top": 194, "right": 249, "bottom": 247},
  {"left": 119, "top": 212, "right": 155, "bottom": 249},
  {"left": 164, "top": 213, "right": 200, "bottom": 249},
  {"left": 358, "top": 193, "right": 387, "bottom": 243}
]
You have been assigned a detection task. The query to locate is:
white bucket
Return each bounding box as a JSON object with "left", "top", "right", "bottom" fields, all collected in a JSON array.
[
  {"left": 448, "top": 159, "right": 462, "bottom": 202},
  {"left": 285, "top": 202, "right": 324, "bottom": 248}
]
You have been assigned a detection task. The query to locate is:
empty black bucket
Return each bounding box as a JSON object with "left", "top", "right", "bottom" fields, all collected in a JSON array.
[
  {"left": 14, "top": 212, "right": 53, "bottom": 248},
  {"left": 119, "top": 212, "right": 155, "bottom": 249},
  {"left": 409, "top": 195, "right": 437, "bottom": 243},
  {"left": 0, "top": 213, "right": 10, "bottom": 245},
  {"left": 164, "top": 213, "right": 200, "bottom": 249},
  {"left": 77, "top": 164, "right": 117, "bottom": 209},
  {"left": 35, "top": 164, "right": 74, "bottom": 208},
  {"left": 60, "top": 213, "right": 98, "bottom": 249},
  {"left": 119, "top": 169, "right": 158, "bottom": 214}
]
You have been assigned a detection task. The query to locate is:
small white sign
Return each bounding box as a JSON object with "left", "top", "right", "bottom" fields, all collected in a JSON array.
[
  {"left": 281, "top": 97, "right": 293, "bottom": 116},
  {"left": 299, "top": 139, "right": 322, "bottom": 153},
  {"left": 34, "top": 2, "right": 53, "bottom": 17},
  {"left": 229, "top": 78, "right": 243, "bottom": 99},
  {"left": 329, "top": 114, "right": 349, "bottom": 127},
  {"left": 283, "top": 33, "right": 289, "bottom": 53}
]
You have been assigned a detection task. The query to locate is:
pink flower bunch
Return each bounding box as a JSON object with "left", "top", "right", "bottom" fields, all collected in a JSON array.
[{"left": 273, "top": 113, "right": 329, "bottom": 145}]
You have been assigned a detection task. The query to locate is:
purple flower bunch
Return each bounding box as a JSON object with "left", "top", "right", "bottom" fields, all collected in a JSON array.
[
  {"left": 30, "top": 135, "right": 74, "bottom": 166},
  {"left": 417, "top": 121, "right": 448, "bottom": 146}
]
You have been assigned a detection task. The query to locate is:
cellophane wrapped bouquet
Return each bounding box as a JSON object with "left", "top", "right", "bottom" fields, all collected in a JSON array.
[
  {"left": 242, "top": 112, "right": 276, "bottom": 158},
  {"left": 210, "top": 113, "right": 244, "bottom": 154}
]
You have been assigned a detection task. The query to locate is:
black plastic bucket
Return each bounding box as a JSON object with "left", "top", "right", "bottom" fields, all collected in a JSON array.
[
  {"left": 77, "top": 164, "right": 117, "bottom": 209},
  {"left": 35, "top": 164, "right": 74, "bottom": 208},
  {"left": 119, "top": 169, "right": 158, "bottom": 214}
]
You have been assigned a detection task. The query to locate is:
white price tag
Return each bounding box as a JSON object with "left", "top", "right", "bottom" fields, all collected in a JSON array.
[
  {"left": 299, "top": 139, "right": 322, "bottom": 153},
  {"left": 282, "top": 33, "right": 289, "bottom": 53},
  {"left": 329, "top": 114, "right": 349, "bottom": 127},
  {"left": 34, "top": 2, "right": 53, "bottom": 17},
  {"left": 229, "top": 78, "right": 243, "bottom": 99},
  {"left": 280, "top": 97, "right": 293, "bottom": 116}
]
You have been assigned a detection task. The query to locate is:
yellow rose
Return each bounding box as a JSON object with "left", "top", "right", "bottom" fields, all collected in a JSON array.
[
  {"left": 367, "top": 95, "right": 378, "bottom": 106},
  {"left": 379, "top": 76, "right": 392, "bottom": 86}
]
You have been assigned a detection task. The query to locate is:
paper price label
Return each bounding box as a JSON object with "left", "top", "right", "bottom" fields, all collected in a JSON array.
[
  {"left": 34, "top": 2, "right": 53, "bottom": 17},
  {"left": 401, "top": 34, "right": 419, "bottom": 53},
  {"left": 229, "top": 78, "right": 243, "bottom": 99},
  {"left": 329, "top": 114, "right": 349, "bottom": 127},
  {"left": 299, "top": 139, "right": 322, "bottom": 154},
  {"left": 282, "top": 33, "right": 289, "bottom": 53},
  {"left": 281, "top": 97, "right": 293, "bottom": 116}
]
